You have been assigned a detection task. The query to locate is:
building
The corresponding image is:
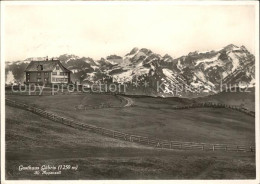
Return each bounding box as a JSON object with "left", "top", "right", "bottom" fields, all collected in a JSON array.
[{"left": 24, "top": 59, "right": 71, "bottom": 85}]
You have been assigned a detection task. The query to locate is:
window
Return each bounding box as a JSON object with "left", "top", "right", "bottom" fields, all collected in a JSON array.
[
  {"left": 37, "top": 78, "right": 41, "bottom": 82},
  {"left": 60, "top": 72, "right": 67, "bottom": 76},
  {"left": 37, "top": 72, "right": 41, "bottom": 76},
  {"left": 26, "top": 73, "right": 30, "bottom": 81},
  {"left": 37, "top": 65, "right": 43, "bottom": 71},
  {"left": 44, "top": 72, "right": 48, "bottom": 76},
  {"left": 52, "top": 72, "right": 57, "bottom": 75},
  {"left": 56, "top": 66, "right": 59, "bottom": 70},
  {"left": 44, "top": 78, "right": 47, "bottom": 81},
  {"left": 27, "top": 79, "right": 30, "bottom": 82}
]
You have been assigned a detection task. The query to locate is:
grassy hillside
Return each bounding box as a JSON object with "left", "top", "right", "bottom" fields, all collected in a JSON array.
[
  {"left": 6, "top": 93, "right": 125, "bottom": 108},
  {"left": 6, "top": 106, "right": 256, "bottom": 179},
  {"left": 194, "top": 88, "right": 255, "bottom": 111},
  {"left": 7, "top": 94, "right": 255, "bottom": 145}
]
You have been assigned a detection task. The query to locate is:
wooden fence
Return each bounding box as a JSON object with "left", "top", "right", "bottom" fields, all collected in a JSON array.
[
  {"left": 171, "top": 102, "right": 255, "bottom": 117},
  {"left": 5, "top": 98, "right": 255, "bottom": 153}
]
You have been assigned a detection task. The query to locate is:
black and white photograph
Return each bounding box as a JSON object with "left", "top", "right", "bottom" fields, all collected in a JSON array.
[{"left": 1, "top": 1, "right": 259, "bottom": 183}]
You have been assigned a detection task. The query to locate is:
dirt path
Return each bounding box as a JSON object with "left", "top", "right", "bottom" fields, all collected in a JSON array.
[{"left": 118, "top": 96, "right": 134, "bottom": 107}]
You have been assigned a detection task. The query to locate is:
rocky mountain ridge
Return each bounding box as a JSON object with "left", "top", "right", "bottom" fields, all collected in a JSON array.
[{"left": 5, "top": 44, "right": 255, "bottom": 97}]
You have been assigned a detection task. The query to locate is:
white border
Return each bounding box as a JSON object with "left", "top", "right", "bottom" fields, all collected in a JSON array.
[
  {"left": 1, "top": 1, "right": 259, "bottom": 184},
  {"left": 255, "top": 2, "right": 259, "bottom": 184},
  {"left": 1, "top": 1, "right": 6, "bottom": 183}
]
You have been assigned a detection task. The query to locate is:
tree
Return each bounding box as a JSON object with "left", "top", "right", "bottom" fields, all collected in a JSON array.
[{"left": 6, "top": 71, "right": 15, "bottom": 85}]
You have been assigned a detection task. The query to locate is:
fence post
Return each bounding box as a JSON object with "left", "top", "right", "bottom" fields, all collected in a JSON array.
[{"left": 213, "top": 145, "right": 215, "bottom": 151}]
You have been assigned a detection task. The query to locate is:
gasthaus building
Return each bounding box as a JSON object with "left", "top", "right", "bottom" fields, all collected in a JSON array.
[{"left": 24, "top": 59, "right": 71, "bottom": 85}]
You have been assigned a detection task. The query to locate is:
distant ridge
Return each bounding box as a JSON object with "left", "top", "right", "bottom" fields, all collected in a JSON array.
[{"left": 5, "top": 44, "right": 255, "bottom": 98}]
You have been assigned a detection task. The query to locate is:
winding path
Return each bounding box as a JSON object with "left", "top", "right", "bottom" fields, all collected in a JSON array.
[{"left": 119, "top": 96, "right": 134, "bottom": 107}]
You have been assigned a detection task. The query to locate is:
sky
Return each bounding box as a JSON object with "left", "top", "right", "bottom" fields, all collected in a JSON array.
[{"left": 3, "top": 3, "right": 256, "bottom": 61}]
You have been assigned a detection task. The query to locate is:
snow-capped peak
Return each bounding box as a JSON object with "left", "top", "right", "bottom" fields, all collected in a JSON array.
[{"left": 125, "top": 47, "right": 139, "bottom": 57}]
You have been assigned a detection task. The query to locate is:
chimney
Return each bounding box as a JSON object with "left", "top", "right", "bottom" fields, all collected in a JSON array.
[{"left": 46, "top": 56, "right": 48, "bottom": 61}]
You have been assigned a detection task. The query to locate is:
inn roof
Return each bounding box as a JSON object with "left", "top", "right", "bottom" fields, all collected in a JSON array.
[{"left": 24, "top": 60, "right": 71, "bottom": 72}]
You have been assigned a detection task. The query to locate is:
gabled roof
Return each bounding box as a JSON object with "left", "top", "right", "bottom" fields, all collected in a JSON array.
[{"left": 24, "top": 60, "right": 71, "bottom": 72}]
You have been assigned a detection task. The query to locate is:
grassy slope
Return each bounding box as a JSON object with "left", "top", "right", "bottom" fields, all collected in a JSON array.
[
  {"left": 6, "top": 106, "right": 255, "bottom": 179},
  {"left": 7, "top": 94, "right": 124, "bottom": 108},
  {"left": 7, "top": 94, "right": 255, "bottom": 145},
  {"left": 194, "top": 88, "right": 255, "bottom": 111}
]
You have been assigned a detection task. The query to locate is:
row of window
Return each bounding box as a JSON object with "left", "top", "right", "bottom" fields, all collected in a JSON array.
[
  {"left": 26, "top": 78, "right": 68, "bottom": 82},
  {"left": 27, "top": 72, "right": 68, "bottom": 76},
  {"left": 52, "top": 72, "right": 67, "bottom": 76},
  {"left": 27, "top": 72, "right": 49, "bottom": 76},
  {"left": 37, "top": 78, "right": 48, "bottom": 82},
  {"left": 26, "top": 78, "right": 48, "bottom": 82},
  {"left": 52, "top": 78, "right": 68, "bottom": 82}
]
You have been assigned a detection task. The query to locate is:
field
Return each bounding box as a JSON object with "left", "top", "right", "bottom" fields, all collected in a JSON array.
[
  {"left": 7, "top": 94, "right": 255, "bottom": 145},
  {"left": 5, "top": 93, "right": 256, "bottom": 179},
  {"left": 195, "top": 88, "right": 255, "bottom": 111}
]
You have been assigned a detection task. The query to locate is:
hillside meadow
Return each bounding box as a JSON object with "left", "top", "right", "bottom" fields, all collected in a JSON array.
[
  {"left": 6, "top": 105, "right": 256, "bottom": 179},
  {"left": 7, "top": 94, "right": 255, "bottom": 145}
]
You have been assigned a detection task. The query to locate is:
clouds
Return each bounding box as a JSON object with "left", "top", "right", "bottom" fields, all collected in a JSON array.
[{"left": 4, "top": 4, "right": 256, "bottom": 61}]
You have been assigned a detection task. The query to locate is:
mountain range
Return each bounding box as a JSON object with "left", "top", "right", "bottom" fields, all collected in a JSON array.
[{"left": 5, "top": 44, "right": 255, "bottom": 97}]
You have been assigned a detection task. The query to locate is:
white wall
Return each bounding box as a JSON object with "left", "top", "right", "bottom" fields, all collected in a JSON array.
[{"left": 51, "top": 64, "right": 69, "bottom": 83}]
